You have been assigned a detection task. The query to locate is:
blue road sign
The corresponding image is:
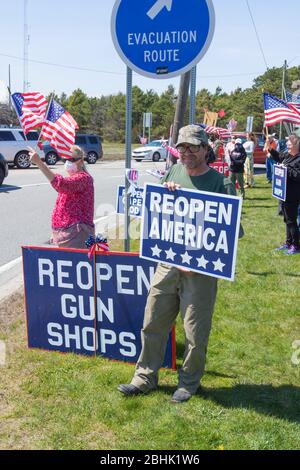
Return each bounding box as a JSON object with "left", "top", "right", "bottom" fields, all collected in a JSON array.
[
  {"left": 272, "top": 164, "right": 287, "bottom": 201},
  {"left": 111, "top": 0, "right": 215, "bottom": 79}
]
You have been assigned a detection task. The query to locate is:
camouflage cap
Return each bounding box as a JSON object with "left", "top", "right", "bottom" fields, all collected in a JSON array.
[{"left": 175, "top": 125, "right": 208, "bottom": 148}]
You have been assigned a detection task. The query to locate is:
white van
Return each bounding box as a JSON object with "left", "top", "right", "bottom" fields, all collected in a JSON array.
[{"left": 0, "top": 128, "right": 43, "bottom": 169}]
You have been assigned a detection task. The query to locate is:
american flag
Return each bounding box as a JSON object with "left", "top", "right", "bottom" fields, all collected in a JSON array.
[
  {"left": 285, "top": 90, "right": 300, "bottom": 110},
  {"left": 40, "top": 99, "right": 78, "bottom": 158},
  {"left": 200, "top": 124, "right": 231, "bottom": 139},
  {"left": 263, "top": 93, "right": 300, "bottom": 126},
  {"left": 11, "top": 92, "right": 48, "bottom": 134},
  {"left": 162, "top": 142, "right": 180, "bottom": 159}
]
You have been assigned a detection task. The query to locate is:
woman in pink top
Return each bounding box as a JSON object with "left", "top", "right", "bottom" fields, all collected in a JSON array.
[{"left": 29, "top": 145, "right": 95, "bottom": 248}]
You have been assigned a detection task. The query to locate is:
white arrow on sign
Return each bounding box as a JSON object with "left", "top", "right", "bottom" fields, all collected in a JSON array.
[{"left": 147, "top": 0, "right": 173, "bottom": 20}]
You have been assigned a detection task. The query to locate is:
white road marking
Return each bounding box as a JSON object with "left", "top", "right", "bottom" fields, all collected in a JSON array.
[
  {"left": 93, "top": 215, "right": 110, "bottom": 224},
  {"left": 0, "top": 214, "right": 114, "bottom": 273}
]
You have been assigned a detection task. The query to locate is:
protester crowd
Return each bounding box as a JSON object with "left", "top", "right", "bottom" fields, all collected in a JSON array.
[
  {"left": 208, "top": 130, "right": 300, "bottom": 254},
  {"left": 27, "top": 121, "right": 300, "bottom": 405}
]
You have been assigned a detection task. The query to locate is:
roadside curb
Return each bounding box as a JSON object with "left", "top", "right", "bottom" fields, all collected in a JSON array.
[{"left": 0, "top": 259, "right": 23, "bottom": 304}]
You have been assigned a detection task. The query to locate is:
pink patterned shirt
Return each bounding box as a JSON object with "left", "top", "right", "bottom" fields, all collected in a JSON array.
[{"left": 51, "top": 172, "right": 94, "bottom": 230}]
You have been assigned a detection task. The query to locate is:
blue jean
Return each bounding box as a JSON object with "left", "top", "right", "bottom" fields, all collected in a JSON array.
[
  {"left": 266, "top": 157, "right": 275, "bottom": 182},
  {"left": 298, "top": 204, "right": 300, "bottom": 227}
]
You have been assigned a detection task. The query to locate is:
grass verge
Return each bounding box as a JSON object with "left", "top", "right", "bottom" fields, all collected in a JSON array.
[{"left": 102, "top": 143, "right": 140, "bottom": 161}]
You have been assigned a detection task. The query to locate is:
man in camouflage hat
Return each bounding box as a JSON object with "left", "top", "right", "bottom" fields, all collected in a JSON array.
[{"left": 118, "top": 125, "right": 236, "bottom": 403}]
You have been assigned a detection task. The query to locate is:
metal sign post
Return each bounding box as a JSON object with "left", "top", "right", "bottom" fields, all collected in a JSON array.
[
  {"left": 143, "top": 112, "right": 152, "bottom": 143},
  {"left": 111, "top": 0, "right": 216, "bottom": 252},
  {"left": 124, "top": 67, "right": 132, "bottom": 252}
]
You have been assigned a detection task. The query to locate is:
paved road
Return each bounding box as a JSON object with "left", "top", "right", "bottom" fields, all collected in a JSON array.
[{"left": 0, "top": 160, "right": 165, "bottom": 267}]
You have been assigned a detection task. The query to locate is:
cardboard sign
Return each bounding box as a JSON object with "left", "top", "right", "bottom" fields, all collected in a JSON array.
[
  {"left": 210, "top": 162, "right": 230, "bottom": 177},
  {"left": 140, "top": 183, "right": 242, "bottom": 281},
  {"left": 22, "top": 247, "right": 176, "bottom": 369}
]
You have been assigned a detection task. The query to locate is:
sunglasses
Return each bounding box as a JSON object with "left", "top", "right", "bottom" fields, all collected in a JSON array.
[{"left": 62, "top": 157, "right": 82, "bottom": 163}]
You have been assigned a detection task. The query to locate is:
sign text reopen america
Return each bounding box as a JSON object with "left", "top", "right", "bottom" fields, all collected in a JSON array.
[
  {"left": 148, "top": 191, "right": 233, "bottom": 253},
  {"left": 38, "top": 259, "right": 154, "bottom": 353}
]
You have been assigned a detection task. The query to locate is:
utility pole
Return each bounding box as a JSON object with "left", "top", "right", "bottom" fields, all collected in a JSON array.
[
  {"left": 23, "top": 0, "right": 29, "bottom": 92},
  {"left": 279, "top": 59, "right": 288, "bottom": 139},
  {"left": 8, "top": 65, "right": 12, "bottom": 110},
  {"left": 171, "top": 71, "right": 191, "bottom": 163}
]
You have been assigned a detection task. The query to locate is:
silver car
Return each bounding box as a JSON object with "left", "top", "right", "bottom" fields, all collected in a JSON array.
[
  {"left": 0, "top": 128, "right": 43, "bottom": 169},
  {"left": 132, "top": 140, "right": 168, "bottom": 162}
]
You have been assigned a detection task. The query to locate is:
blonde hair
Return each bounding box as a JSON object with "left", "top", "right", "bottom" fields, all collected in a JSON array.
[
  {"left": 70, "top": 145, "right": 88, "bottom": 173},
  {"left": 71, "top": 145, "right": 85, "bottom": 160}
]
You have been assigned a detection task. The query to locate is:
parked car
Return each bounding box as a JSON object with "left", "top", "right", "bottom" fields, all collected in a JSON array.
[
  {"left": 132, "top": 140, "right": 168, "bottom": 162},
  {"left": 0, "top": 128, "right": 42, "bottom": 169},
  {"left": 42, "top": 134, "right": 103, "bottom": 165},
  {"left": 0, "top": 152, "right": 9, "bottom": 185}
]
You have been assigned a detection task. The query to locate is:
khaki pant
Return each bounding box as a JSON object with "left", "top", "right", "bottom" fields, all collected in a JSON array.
[
  {"left": 230, "top": 172, "right": 245, "bottom": 198},
  {"left": 131, "top": 264, "right": 218, "bottom": 394},
  {"left": 51, "top": 223, "right": 95, "bottom": 249}
]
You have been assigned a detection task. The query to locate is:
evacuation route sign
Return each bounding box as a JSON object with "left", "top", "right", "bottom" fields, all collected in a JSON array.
[{"left": 111, "top": 0, "right": 215, "bottom": 79}]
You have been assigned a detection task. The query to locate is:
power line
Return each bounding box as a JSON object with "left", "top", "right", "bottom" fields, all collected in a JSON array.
[
  {"left": 288, "top": 56, "right": 299, "bottom": 66},
  {"left": 245, "top": 0, "right": 269, "bottom": 70},
  {"left": 0, "top": 52, "right": 263, "bottom": 80}
]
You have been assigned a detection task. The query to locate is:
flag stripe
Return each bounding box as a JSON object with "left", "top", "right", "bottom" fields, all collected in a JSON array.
[{"left": 200, "top": 124, "right": 231, "bottom": 139}]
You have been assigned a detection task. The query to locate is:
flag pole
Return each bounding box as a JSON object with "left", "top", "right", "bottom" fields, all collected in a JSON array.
[
  {"left": 7, "top": 87, "right": 29, "bottom": 141},
  {"left": 280, "top": 60, "right": 288, "bottom": 139}
]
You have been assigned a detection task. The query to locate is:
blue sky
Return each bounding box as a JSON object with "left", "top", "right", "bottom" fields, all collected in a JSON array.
[{"left": 0, "top": 0, "right": 299, "bottom": 102}]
